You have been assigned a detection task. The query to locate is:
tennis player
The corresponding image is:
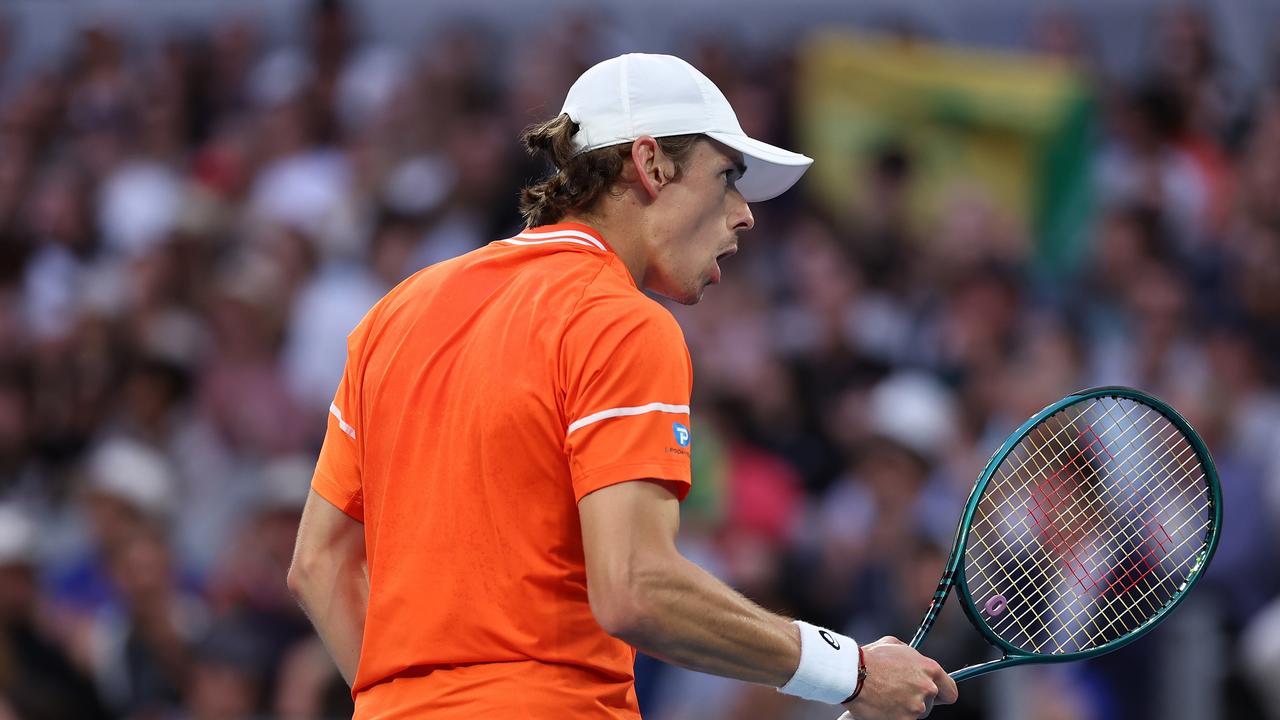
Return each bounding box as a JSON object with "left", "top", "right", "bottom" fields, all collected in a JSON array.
[{"left": 288, "top": 53, "right": 957, "bottom": 719}]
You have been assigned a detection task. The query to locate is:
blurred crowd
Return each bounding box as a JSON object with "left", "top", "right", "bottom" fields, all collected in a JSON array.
[{"left": 0, "top": 2, "right": 1278, "bottom": 719}]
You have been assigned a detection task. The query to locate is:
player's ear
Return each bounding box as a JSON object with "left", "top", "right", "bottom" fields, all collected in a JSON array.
[{"left": 629, "top": 136, "right": 674, "bottom": 200}]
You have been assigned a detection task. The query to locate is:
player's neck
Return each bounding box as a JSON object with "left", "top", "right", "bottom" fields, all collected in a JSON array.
[{"left": 560, "top": 212, "right": 648, "bottom": 288}]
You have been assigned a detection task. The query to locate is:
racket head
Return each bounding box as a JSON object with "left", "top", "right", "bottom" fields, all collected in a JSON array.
[{"left": 948, "top": 386, "right": 1221, "bottom": 668}]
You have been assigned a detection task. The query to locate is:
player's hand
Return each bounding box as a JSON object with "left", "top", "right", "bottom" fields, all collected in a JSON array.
[{"left": 838, "top": 636, "right": 958, "bottom": 719}]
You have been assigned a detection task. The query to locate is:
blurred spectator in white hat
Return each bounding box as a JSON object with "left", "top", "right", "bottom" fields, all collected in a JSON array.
[{"left": 45, "top": 437, "right": 180, "bottom": 615}]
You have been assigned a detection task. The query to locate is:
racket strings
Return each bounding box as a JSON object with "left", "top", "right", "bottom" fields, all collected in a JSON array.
[
  {"left": 1060, "top": 400, "right": 1211, "bottom": 646},
  {"left": 999, "top": 408, "right": 1204, "bottom": 649},
  {"left": 964, "top": 401, "right": 1107, "bottom": 648},
  {"left": 977, "top": 397, "right": 1208, "bottom": 650},
  {"left": 963, "top": 396, "right": 1212, "bottom": 655},
  {"left": 975, "top": 404, "right": 1206, "bottom": 652},
  {"left": 1029, "top": 403, "right": 1209, "bottom": 607},
  {"left": 996, "top": 400, "right": 1196, "bottom": 547},
  {"left": 982, "top": 405, "right": 1189, "bottom": 594},
  {"left": 973, "top": 471, "right": 1175, "bottom": 650},
  {"left": 970, "top": 402, "right": 1181, "bottom": 610},
  {"left": 989, "top": 407, "right": 1203, "bottom": 598}
]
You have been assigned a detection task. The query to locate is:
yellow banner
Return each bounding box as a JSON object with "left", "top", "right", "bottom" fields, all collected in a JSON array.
[{"left": 797, "top": 31, "right": 1094, "bottom": 264}]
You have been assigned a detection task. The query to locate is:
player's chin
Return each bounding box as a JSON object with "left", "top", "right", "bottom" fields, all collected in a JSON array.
[
  {"left": 673, "top": 287, "right": 705, "bottom": 305},
  {"left": 669, "top": 280, "right": 708, "bottom": 306},
  {"left": 656, "top": 272, "right": 712, "bottom": 305}
]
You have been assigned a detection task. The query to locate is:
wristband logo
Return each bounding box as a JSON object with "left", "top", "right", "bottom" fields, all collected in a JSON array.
[
  {"left": 673, "top": 422, "right": 691, "bottom": 447},
  {"left": 819, "top": 629, "right": 841, "bottom": 650}
]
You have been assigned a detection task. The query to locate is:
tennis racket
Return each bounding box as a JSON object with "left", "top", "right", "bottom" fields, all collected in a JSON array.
[{"left": 860, "top": 386, "right": 1222, "bottom": 699}]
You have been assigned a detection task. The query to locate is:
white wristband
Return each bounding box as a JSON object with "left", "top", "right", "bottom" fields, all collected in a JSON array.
[{"left": 777, "top": 620, "right": 861, "bottom": 704}]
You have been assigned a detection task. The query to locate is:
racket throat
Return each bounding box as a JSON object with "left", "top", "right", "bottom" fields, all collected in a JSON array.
[{"left": 911, "top": 572, "right": 955, "bottom": 649}]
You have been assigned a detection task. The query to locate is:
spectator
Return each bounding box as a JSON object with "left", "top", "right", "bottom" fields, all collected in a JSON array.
[{"left": 0, "top": 504, "right": 111, "bottom": 720}]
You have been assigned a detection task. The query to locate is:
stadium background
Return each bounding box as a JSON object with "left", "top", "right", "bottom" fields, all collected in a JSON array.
[{"left": 0, "top": 0, "right": 1278, "bottom": 718}]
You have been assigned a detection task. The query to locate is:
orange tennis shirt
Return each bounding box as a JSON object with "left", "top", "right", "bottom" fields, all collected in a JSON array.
[{"left": 311, "top": 222, "right": 694, "bottom": 718}]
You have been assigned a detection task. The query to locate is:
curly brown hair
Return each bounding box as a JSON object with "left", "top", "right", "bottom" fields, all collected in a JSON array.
[{"left": 518, "top": 114, "right": 701, "bottom": 228}]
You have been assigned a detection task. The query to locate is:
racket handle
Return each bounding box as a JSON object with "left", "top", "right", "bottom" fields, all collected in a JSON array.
[{"left": 834, "top": 713, "right": 853, "bottom": 720}]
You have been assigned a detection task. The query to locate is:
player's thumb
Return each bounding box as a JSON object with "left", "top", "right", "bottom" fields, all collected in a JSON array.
[{"left": 877, "top": 635, "right": 906, "bottom": 646}]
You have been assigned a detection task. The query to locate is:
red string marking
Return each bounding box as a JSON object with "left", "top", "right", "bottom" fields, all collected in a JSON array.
[
  {"left": 1028, "top": 424, "right": 1105, "bottom": 591},
  {"left": 1101, "top": 520, "right": 1174, "bottom": 597},
  {"left": 1025, "top": 418, "right": 1178, "bottom": 600}
]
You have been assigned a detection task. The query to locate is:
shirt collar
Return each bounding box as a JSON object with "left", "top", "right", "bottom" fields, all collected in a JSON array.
[
  {"left": 511, "top": 223, "right": 611, "bottom": 254},
  {"left": 512, "top": 222, "right": 637, "bottom": 288}
]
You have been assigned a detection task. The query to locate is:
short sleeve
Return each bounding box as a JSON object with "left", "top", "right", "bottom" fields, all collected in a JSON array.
[
  {"left": 312, "top": 339, "right": 365, "bottom": 522},
  {"left": 561, "top": 293, "right": 694, "bottom": 502}
]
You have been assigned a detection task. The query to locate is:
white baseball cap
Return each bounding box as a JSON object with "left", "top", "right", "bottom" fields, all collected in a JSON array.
[
  {"left": 560, "top": 53, "right": 813, "bottom": 203},
  {"left": 0, "top": 504, "right": 37, "bottom": 566},
  {"left": 87, "top": 437, "right": 176, "bottom": 520},
  {"left": 867, "top": 372, "right": 958, "bottom": 463}
]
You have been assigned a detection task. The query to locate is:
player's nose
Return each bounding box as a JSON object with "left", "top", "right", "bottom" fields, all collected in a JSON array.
[{"left": 733, "top": 197, "right": 755, "bottom": 232}]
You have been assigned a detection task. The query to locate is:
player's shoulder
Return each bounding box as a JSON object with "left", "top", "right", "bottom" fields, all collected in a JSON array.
[{"left": 571, "top": 268, "right": 686, "bottom": 343}]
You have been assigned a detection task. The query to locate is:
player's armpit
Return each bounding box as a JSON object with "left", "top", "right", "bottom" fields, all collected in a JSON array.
[{"left": 577, "top": 479, "right": 682, "bottom": 640}]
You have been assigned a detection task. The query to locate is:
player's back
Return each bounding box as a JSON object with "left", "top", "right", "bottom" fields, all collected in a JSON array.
[{"left": 315, "top": 223, "right": 690, "bottom": 719}]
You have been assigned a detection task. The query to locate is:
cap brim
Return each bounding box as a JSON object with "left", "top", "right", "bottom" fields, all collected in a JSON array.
[{"left": 705, "top": 131, "right": 813, "bottom": 203}]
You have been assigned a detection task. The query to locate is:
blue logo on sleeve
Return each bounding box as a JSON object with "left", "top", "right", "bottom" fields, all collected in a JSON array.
[{"left": 672, "top": 422, "right": 691, "bottom": 447}]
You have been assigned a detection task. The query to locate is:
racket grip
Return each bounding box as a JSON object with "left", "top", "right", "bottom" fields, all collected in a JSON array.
[{"left": 834, "top": 713, "right": 854, "bottom": 720}]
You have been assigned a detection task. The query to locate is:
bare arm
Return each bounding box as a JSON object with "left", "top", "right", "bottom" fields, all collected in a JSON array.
[
  {"left": 578, "top": 480, "right": 801, "bottom": 686},
  {"left": 287, "top": 489, "right": 369, "bottom": 686},
  {"left": 579, "top": 480, "right": 958, "bottom": 718}
]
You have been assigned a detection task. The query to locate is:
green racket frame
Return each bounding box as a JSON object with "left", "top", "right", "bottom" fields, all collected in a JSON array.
[{"left": 909, "top": 386, "right": 1223, "bottom": 681}]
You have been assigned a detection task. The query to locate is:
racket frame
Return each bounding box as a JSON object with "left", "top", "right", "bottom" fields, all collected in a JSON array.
[{"left": 910, "top": 386, "right": 1222, "bottom": 681}]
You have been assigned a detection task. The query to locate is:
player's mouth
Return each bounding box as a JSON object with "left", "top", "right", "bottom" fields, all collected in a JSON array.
[{"left": 710, "top": 246, "right": 737, "bottom": 284}]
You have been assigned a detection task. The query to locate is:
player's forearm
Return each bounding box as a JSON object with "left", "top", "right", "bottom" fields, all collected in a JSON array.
[
  {"left": 288, "top": 557, "right": 368, "bottom": 686},
  {"left": 606, "top": 554, "right": 801, "bottom": 687}
]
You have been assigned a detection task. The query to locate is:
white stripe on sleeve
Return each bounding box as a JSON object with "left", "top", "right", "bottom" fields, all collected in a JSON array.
[
  {"left": 330, "top": 402, "right": 356, "bottom": 439},
  {"left": 566, "top": 402, "right": 690, "bottom": 436}
]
